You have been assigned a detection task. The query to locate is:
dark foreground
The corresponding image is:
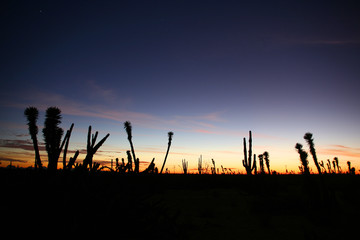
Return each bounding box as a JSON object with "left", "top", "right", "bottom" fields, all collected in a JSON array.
[{"left": 1, "top": 169, "right": 360, "bottom": 239}]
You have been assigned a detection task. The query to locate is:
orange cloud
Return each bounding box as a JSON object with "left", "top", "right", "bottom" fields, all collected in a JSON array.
[{"left": 317, "top": 145, "right": 360, "bottom": 159}]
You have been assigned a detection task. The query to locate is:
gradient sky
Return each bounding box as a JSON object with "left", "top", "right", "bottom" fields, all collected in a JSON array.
[{"left": 1, "top": 0, "right": 360, "bottom": 173}]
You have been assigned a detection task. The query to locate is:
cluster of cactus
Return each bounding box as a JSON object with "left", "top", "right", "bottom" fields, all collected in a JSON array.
[
  {"left": 182, "top": 159, "right": 188, "bottom": 174},
  {"left": 24, "top": 106, "right": 110, "bottom": 172},
  {"left": 295, "top": 132, "right": 349, "bottom": 175}
]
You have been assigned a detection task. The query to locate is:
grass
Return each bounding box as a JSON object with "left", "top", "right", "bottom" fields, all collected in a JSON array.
[{"left": 1, "top": 168, "right": 360, "bottom": 239}]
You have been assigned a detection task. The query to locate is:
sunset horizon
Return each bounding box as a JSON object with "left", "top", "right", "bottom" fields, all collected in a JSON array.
[{"left": 1, "top": 0, "right": 359, "bottom": 173}]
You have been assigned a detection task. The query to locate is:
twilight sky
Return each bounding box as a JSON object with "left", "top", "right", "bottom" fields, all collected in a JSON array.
[{"left": 1, "top": 0, "right": 360, "bottom": 173}]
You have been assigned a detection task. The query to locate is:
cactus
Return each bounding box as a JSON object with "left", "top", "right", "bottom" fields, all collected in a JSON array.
[
  {"left": 83, "top": 126, "right": 110, "bottom": 170},
  {"left": 43, "top": 107, "right": 64, "bottom": 171},
  {"left": 198, "top": 155, "right": 203, "bottom": 174},
  {"left": 295, "top": 143, "right": 309, "bottom": 175},
  {"left": 143, "top": 158, "right": 156, "bottom": 174},
  {"left": 124, "top": 121, "right": 138, "bottom": 173},
  {"left": 304, "top": 132, "right": 321, "bottom": 174},
  {"left": 242, "top": 131, "right": 256, "bottom": 175},
  {"left": 263, "top": 151, "right": 270, "bottom": 174},
  {"left": 66, "top": 150, "right": 79, "bottom": 170},
  {"left": 211, "top": 159, "right": 216, "bottom": 175},
  {"left": 24, "top": 107, "right": 42, "bottom": 169},
  {"left": 160, "top": 131, "right": 174, "bottom": 174},
  {"left": 258, "top": 154, "right": 265, "bottom": 174},
  {"left": 182, "top": 159, "right": 188, "bottom": 174},
  {"left": 62, "top": 123, "right": 74, "bottom": 169}
]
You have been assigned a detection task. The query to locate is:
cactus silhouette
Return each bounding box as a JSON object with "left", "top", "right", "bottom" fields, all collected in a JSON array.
[
  {"left": 295, "top": 143, "right": 309, "bottom": 175},
  {"left": 333, "top": 157, "right": 341, "bottom": 173},
  {"left": 182, "top": 159, "right": 188, "bottom": 174},
  {"left": 263, "top": 151, "right": 270, "bottom": 174},
  {"left": 83, "top": 126, "right": 110, "bottom": 170},
  {"left": 62, "top": 123, "right": 74, "bottom": 169},
  {"left": 211, "top": 159, "right": 216, "bottom": 175},
  {"left": 198, "top": 155, "right": 203, "bottom": 174},
  {"left": 258, "top": 154, "right": 265, "bottom": 174},
  {"left": 304, "top": 132, "right": 321, "bottom": 174},
  {"left": 242, "top": 131, "right": 256, "bottom": 175},
  {"left": 160, "top": 131, "right": 174, "bottom": 174},
  {"left": 124, "top": 121, "right": 138, "bottom": 173},
  {"left": 43, "top": 107, "right": 64, "bottom": 171},
  {"left": 24, "top": 107, "right": 42, "bottom": 169}
]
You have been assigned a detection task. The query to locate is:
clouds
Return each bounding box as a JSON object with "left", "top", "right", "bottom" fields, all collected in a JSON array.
[{"left": 318, "top": 145, "right": 360, "bottom": 159}]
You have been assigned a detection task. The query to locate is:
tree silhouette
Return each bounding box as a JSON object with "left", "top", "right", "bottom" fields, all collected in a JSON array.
[
  {"left": 263, "top": 151, "right": 270, "bottom": 174},
  {"left": 124, "top": 121, "right": 139, "bottom": 173},
  {"left": 304, "top": 132, "right": 321, "bottom": 174},
  {"left": 24, "top": 107, "right": 42, "bottom": 169},
  {"left": 295, "top": 143, "right": 309, "bottom": 175},
  {"left": 160, "top": 131, "right": 174, "bottom": 174},
  {"left": 43, "top": 107, "right": 63, "bottom": 171}
]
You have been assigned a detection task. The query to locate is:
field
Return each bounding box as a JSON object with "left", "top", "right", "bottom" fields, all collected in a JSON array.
[{"left": 1, "top": 169, "right": 360, "bottom": 239}]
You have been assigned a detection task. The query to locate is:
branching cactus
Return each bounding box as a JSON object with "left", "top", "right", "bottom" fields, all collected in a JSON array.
[
  {"left": 242, "top": 131, "right": 256, "bottom": 175},
  {"left": 83, "top": 126, "right": 110, "bottom": 170}
]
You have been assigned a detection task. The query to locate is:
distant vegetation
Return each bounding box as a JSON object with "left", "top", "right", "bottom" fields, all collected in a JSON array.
[{"left": 20, "top": 106, "right": 356, "bottom": 175}]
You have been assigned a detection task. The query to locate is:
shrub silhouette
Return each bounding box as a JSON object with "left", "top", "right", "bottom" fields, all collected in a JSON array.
[
  {"left": 160, "top": 131, "right": 174, "bottom": 174},
  {"left": 295, "top": 143, "right": 309, "bottom": 175},
  {"left": 24, "top": 107, "right": 42, "bottom": 169},
  {"left": 242, "top": 131, "right": 256, "bottom": 175},
  {"left": 304, "top": 132, "right": 321, "bottom": 174}
]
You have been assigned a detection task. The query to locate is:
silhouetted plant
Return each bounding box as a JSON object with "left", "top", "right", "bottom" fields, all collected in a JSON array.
[
  {"left": 347, "top": 161, "right": 355, "bottom": 175},
  {"left": 258, "top": 154, "right": 265, "bottom": 174},
  {"left": 304, "top": 132, "right": 321, "bottom": 174},
  {"left": 83, "top": 126, "right": 110, "bottom": 170},
  {"left": 211, "top": 159, "right": 216, "bottom": 175},
  {"left": 242, "top": 131, "right": 256, "bottom": 175},
  {"left": 182, "top": 159, "right": 188, "bottom": 174},
  {"left": 160, "top": 131, "right": 174, "bottom": 174},
  {"left": 326, "top": 159, "right": 333, "bottom": 173},
  {"left": 319, "top": 160, "right": 327, "bottom": 173},
  {"left": 143, "top": 158, "right": 156, "bottom": 174},
  {"left": 126, "top": 150, "right": 133, "bottom": 172},
  {"left": 198, "top": 155, "right": 203, "bottom": 174},
  {"left": 124, "top": 121, "right": 139, "bottom": 173},
  {"left": 43, "top": 107, "right": 64, "bottom": 171},
  {"left": 333, "top": 157, "right": 341, "bottom": 173},
  {"left": 62, "top": 123, "right": 74, "bottom": 169},
  {"left": 66, "top": 150, "right": 79, "bottom": 170},
  {"left": 295, "top": 143, "right": 309, "bottom": 175},
  {"left": 263, "top": 151, "right": 270, "bottom": 174},
  {"left": 24, "top": 107, "right": 42, "bottom": 169}
]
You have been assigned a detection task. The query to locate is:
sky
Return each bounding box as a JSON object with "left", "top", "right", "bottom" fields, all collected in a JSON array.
[{"left": 1, "top": 0, "right": 360, "bottom": 173}]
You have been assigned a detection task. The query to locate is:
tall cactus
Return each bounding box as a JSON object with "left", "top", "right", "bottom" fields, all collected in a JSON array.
[
  {"left": 304, "top": 132, "right": 321, "bottom": 174},
  {"left": 83, "top": 126, "right": 110, "bottom": 170},
  {"left": 242, "top": 131, "right": 256, "bottom": 175},
  {"left": 24, "top": 107, "right": 42, "bottom": 169}
]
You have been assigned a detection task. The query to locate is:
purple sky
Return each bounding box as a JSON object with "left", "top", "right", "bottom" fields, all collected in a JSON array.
[{"left": 1, "top": 0, "right": 360, "bottom": 172}]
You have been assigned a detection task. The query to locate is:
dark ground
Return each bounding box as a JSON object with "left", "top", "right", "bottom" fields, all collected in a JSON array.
[{"left": 1, "top": 168, "right": 359, "bottom": 239}]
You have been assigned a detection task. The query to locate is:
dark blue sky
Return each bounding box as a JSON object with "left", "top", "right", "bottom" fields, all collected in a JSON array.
[{"left": 1, "top": 0, "right": 360, "bottom": 171}]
